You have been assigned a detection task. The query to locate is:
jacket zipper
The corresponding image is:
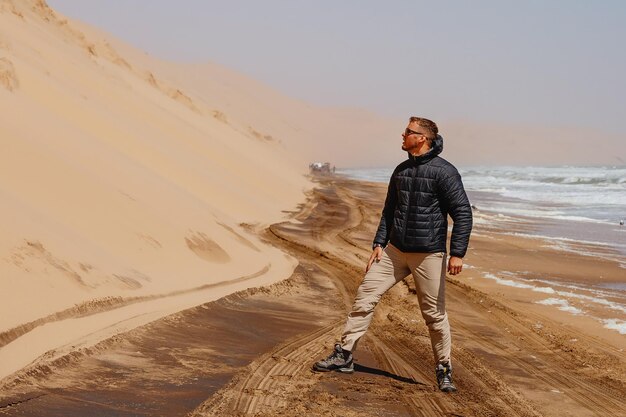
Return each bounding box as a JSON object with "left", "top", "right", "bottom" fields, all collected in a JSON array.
[{"left": 401, "top": 164, "right": 418, "bottom": 246}]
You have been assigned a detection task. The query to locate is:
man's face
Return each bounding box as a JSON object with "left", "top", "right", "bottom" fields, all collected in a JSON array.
[{"left": 401, "top": 122, "right": 429, "bottom": 152}]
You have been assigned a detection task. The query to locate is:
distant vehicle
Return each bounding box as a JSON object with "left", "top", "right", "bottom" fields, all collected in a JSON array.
[{"left": 309, "top": 162, "right": 335, "bottom": 175}]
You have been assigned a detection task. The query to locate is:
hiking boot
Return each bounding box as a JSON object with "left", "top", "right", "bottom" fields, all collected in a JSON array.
[
  {"left": 313, "top": 343, "right": 354, "bottom": 373},
  {"left": 436, "top": 362, "right": 457, "bottom": 392}
]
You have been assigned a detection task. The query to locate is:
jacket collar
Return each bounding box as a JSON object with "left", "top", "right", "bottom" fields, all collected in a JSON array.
[{"left": 407, "top": 134, "right": 444, "bottom": 164}]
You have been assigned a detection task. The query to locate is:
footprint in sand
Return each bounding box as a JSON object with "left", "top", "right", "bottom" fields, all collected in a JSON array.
[
  {"left": 185, "top": 232, "right": 231, "bottom": 263},
  {"left": 0, "top": 57, "right": 19, "bottom": 91}
]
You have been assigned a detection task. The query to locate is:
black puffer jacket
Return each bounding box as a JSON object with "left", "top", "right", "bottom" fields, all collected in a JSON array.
[{"left": 373, "top": 135, "right": 472, "bottom": 257}]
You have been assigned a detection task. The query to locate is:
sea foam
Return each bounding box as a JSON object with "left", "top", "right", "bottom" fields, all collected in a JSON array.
[
  {"left": 482, "top": 272, "right": 626, "bottom": 334},
  {"left": 536, "top": 298, "right": 583, "bottom": 314},
  {"left": 602, "top": 319, "right": 626, "bottom": 335}
]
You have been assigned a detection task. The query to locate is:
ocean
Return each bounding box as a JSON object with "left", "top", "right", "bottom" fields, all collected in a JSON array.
[
  {"left": 337, "top": 165, "right": 626, "bottom": 334},
  {"left": 338, "top": 165, "right": 626, "bottom": 258}
]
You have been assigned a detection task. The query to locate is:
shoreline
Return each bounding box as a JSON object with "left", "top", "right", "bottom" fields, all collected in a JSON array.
[
  {"left": 337, "top": 167, "right": 626, "bottom": 261},
  {"left": 462, "top": 195, "right": 626, "bottom": 341},
  {"left": 467, "top": 189, "right": 626, "bottom": 263},
  {"left": 1, "top": 176, "right": 624, "bottom": 416}
]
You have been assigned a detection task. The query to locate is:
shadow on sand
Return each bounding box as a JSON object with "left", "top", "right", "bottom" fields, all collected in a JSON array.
[{"left": 354, "top": 364, "right": 427, "bottom": 386}]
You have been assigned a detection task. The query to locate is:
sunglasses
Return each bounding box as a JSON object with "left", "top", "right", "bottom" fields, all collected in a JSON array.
[{"left": 403, "top": 128, "right": 425, "bottom": 137}]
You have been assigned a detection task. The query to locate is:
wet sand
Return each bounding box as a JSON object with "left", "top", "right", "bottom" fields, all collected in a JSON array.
[{"left": 1, "top": 177, "right": 624, "bottom": 417}]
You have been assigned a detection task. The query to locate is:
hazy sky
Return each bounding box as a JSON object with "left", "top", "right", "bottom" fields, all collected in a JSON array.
[{"left": 48, "top": 0, "right": 626, "bottom": 135}]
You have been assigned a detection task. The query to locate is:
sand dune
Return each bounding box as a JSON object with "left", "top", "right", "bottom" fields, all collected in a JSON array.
[{"left": 0, "top": 0, "right": 313, "bottom": 380}]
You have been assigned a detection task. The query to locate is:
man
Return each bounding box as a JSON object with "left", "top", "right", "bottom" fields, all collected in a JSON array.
[{"left": 313, "top": 117, "right": 472, "bottom": 393}]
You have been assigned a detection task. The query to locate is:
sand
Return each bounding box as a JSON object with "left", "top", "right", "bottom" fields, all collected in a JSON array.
[
  {"left": 0, "top": 0, "right": 407, "bottom": 382},
  {"left": 0, "top": 0, "right": 311, "bottom": 380},
  {"left": 1, "top": 176, "right": 624, "bottom": 416},
  {"left": 1, "top": 1, "right": 625, "bottom": 415}
]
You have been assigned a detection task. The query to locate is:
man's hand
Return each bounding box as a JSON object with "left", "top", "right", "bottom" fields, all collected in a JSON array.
[
  {"left": 366, "top": 246, "right": 383, "bottom": 272},
  {"left": 447, "top": 256, "right": 463, "bottom": 275}
]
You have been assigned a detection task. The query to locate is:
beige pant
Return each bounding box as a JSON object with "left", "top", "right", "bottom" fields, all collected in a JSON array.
[{"left": 340, "top": 244, "right": 451, "bottom": 364}]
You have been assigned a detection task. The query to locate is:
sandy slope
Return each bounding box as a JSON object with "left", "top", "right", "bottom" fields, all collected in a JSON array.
[
  {"left": 0, "top": 0, "right": 310, "bottom": 381},
  {"left": 0, "top": 0, "right": 396, "bottom": 386},
  {"left": 59, "top": 16, "right": 405, "bottom": 169}
]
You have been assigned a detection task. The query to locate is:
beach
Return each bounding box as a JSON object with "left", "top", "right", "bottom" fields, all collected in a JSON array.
[
  {"left": 1, "top": 176, "right": 624, "bottom": 417},
  {"left": 2, "top": 1, "right": 625, "bottom": 416}
]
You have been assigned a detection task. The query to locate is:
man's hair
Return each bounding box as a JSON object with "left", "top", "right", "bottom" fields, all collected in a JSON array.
[{"left": 409, "top": 117, "right": 438, "bottom": 141}]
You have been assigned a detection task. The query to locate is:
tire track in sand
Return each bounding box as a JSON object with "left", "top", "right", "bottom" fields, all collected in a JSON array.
[
  {"left": 446, "top": 283, "right": 625, "bottom": 415},
  {"left": 366, "top": 333, "right": 463, "bottom": 417},
  {"left": 371, "top": 330, "right": 543, "bottom": 417},
  {"left": 190, "top": 321, "right": 343, "bottom": 416},
  {"left": 256, "top": 178, "right": 542, "bottom": 416},
  {"left": 233, "top": 322, "right": 342, "bottom": 413},
  {"left": 0, "top": 265, "right": 273, "bottom": 387},
  {"left": 259, "top": 178, "right": 549, "bottom": 416}
]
